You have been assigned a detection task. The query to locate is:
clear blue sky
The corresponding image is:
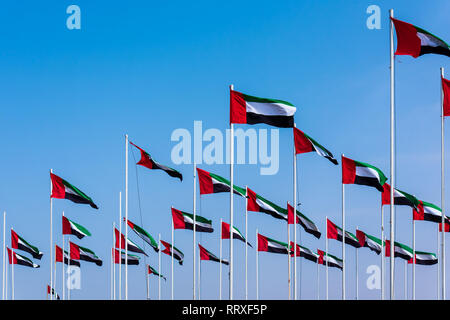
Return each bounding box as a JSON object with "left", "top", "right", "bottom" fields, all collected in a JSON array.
[{"left": 0, "top": 0, "right": 449, "bottom": 300}]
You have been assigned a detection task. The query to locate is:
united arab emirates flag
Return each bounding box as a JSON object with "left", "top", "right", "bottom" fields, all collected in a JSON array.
[
  {"left": 55, "top": 245, "right": 80, "bottom": 267},
  {"left": 381, "top": 183, "right": 419, "bottom": 209},
  {"left": 112, "top": 249, "right": 140, "bottom": 265},
  {"left": 221, "top": 222, "right": 252, "bottom": 247},
  {"left": 293, "top": 127, "right": 338, "bottom": 165},
  {"left": 391, "top": 18, "right": 450, "bottom": 58},
  {"left": 130, "top": 141, "right": 182, "bottom": 181},
  {"left": 287, "top": 203, "right": 321, "bottom": 239},
  {"left": 69, "top": 242, "right": 103, "bottom": 266},
  {"left": 413, "top": 200, "right": 446, "bottom": 223},
  {"left": 342, "top": 156, "right": 387, "bottom": 192},
  {"left": 62, "top": 216, "right": 91, "bottom": 240},
  {"left": 172, "top": 208, "right": 213, "bottom": 233},
  {"left": 114, "top": 228, "right": 148, "bottom": 256},
  {"left": 160, "top": 240, "right": 184, "bottom": 265},
  {"left": 385, "top": 240, "right": 413, "bottom": 261},
  {"left": 126, "top": 219, "right": 159, "bottom": 252},
  {"left": 356, "top": 230, "right": 383, "bottom": 255},
  {"left": 440, "top": 222, "right": 450, "bottom": 232},
  {"left": 257, "top": 233, "right": 290, "bottom": 254},
  {"left": 148, "top": 264, "right": 166, "bottom": 280},
  {"left": 230, "top": 90, "right": 296, "bottom": 128},
  {"left": 408, "top": 251, "right": 438, "bottom": 266},
  {"left": 197, "top": 168, "right": 245, "bottom": 197},
  {"left": 50, "top": 173, "right": 98, "bottom": 209},
  {"left": 199, "top": 244, "right": 229, "bottom": 265},
  {"left": 290, "top": 242, "right": 318, "bottom": 263},
  {"left": 326, "top": 219, "right": 361, "bottom": 248},
  {"left": 247, "top": 188, "right": 287, "bottom": 221},
  {"left": 7, "top": 248, "right": 39, "bottom": 268},
  {"left": 317, "top": 250, "right": 342, "bottom": 270},
  {"left": 11, "top": 230, "right": 43, "bottom": 260},
  {"left": 47, "top": 285, "right": 60, "bottom": 300},
  {"left": 444, "top": 76, "right": 450, "bottom": 117}
]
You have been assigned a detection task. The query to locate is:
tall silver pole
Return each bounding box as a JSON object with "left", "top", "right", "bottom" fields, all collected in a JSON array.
[
  {"left": 229, "top": 84, "right": 235, "bottom": 300},
  {"left": 220, "top": 218, "right": 222, "bottom": 300},
  {"left": 356, "top": 227, "right": 359, "bottom": 300},
  {"left": 326, "top": 216, "right": 329, "bottom": 300},
  {"left": 404, "top": 260, "right": 407, "bottom": 300},
  {"left": 50, "top": 169, "right": 53, "bottom": 300},
  {"left": 193, "top": 163, "right": 197, "bottom": 300},
  {"left": 158, "top": 233, "right": 161, "bottom": 300},
  {"left": 2, "top": 211, "right": 5, "bottom": 300},
  {"left": 171, "top": 209, "right": 174, "bottom": 300},
  {"left": 198, "top": 244, "right": 201, "bottom": 300},
  {"left": 245, "top": 186, "right": 248, "bottom": 300},
  {"left": 119, "top": 191, "right": 122, "bottom": 300},
  {"left": 437, "top": 226, "right": 440, "bottom": 299},
  {"left": 413, "top": 220, "right": 415, "bottom": 300},
  {"left": 256, "top": 228, "right": 258, "bottom": 300},
  {"left": 11, "top": 246, "right": 14, "bottom": 300},
  {"left": 62, "top": 211, "right": 65, "bottom": 300},
  {"left": 293, "top": 125, "right": 297, "bottom": 300},
  {"left": 287, "top": 213, "right": 291, "bottom": 300},
  {"left": 125, "top": 135, "right": 129, "bottom": 300},
  {"left": 317, "top": 259, "right": 320, "bottom": 300},
  {"left": 441, "top": 67, "right": 446, "bottom": 300},
  {"left": 341, "top": 154, "right": 346, "bottom": 301},
  {"left": 389, "top": 8, "right": 396, "bottom": 300},
  {"left": 113, "top": 222, "right": 116, "bottom": 300},
  {"left": 147, "top": 268, "right": 150, "bottom": 300},
  {"left": 381, "top": 205, "right": 384, "bottom": 300}
]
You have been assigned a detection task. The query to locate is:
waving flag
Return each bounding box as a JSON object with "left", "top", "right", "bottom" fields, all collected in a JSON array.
[
  {"left": 130, "top": 141, "right": 182, "bottom": 181},
  {"left": 413, "top": 200, "right": 447, "bottom": 224},
  {"left": 11, "top": 230, "right": 43, "bottom": 260},
  {"left": 47, "top": 285, "right": 60, "bottom": 300},
  {"left": 257, "top": 233, "right": 290, "bottom": 255},
  {"left": 172, "top": 208, "right": 213, "bottom": 233},
  {"left": 221, "top": 221, "right": 252, "bottom": 247},
  {"left": 62, "top": 216, "right": 91, "bottom": 239},
  {"left": 7, "top": 248, "right": 39, "bottom": 268},
  {"left": 326, "top": 219, "right": 361, "bottom": 248},
  {"left": 160, "top": 240, "right": 184, "bottom": 265},
  {"left": 342, "top": 156, "right": 387, "bottom": 192},
  {"left": 290, "top": 242, "right": 318, "bottom": 263},
  {"left": 126, "top": 219, "right": 159, "bottom": 252},
  {"left": 293, "top": 127, "right": 338, "bottom": 165},
  {"left": 148, "top": 264, "right": 166, "bottom": 280},
  {"left": 440, "top": 222, "right": 450, "bottom": 232},
  {"left": 247, "top": 188, "right": 287, "bottom": 221},
  {"left": 356, "top": 230, "right": 383, "bottom": 255},
  {"left": 287, "top": 203, "right": 321, "bottom": 239},
  {"left": 408, "top": 251, "right": 438, "bottom": 265},
  {"left": 391, "top": 18, "right": 450, "bottom": 58},
  {"left": 69, "top": 242, "right": 102, "bottom": 266},
  {"left": 197, "top": 168, "right": 245, "bottom": 197},
  {"left": 50, "top": 173, "right": 98, "bottom": 209},
  {"left": 55, "top": 245, "right": 80, "bottom": 267},
  {"left": 112, "top": 249, "right": 139, "bottom": 265},
  {"left": 114, "top": 228, "right": 147, "bottom": 256},
  {"left": 444, "top": 76, "right": 450, "bottom": 116},
  {"left": 230, "top": 90, "right": 296, "bottom": 128},
  {"left": 381, "top": 183, "right": 419, "bottom": 209},
  {"left": 385, "top": 240, "right": 413, "bottom": 261},
  {"left": 317, "top": 250, "right": 342, "bottom": 270},
  {"left": 199, "top": 244, "right": 229, "bottom": 265}
]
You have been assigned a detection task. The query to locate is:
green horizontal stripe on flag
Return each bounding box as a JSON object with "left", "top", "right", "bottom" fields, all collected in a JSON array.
[
  {"left": 423, "top": 201, "right": 442, "bottom": 212},
  {"left": 241, "top": 93, "right": 294, "bottom": 107},
  {"left": 255, "top": 194, "right": 287, "bottom": 216},
  {"left": 209, "top": 173, "right": 246, "bottom": 196},
  {"left": 266, "top": 236, "right": 289, "bottom": 248},
  {"left": 63, "top": 179, "right": 94, "bottom": 203},
  {"left": 69, "top": 219, "right": 91, "bottom": 236},
  {"left": 182, "top": 211, "right": 212, "bottom": 225},
  {"left": 354, "top": 160, "right": 387, "bottom": 185},
  {"left": 365, "top": 233, "right": 382, "bottom": 246}
]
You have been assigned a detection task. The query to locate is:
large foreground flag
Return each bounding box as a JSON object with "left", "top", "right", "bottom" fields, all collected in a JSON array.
[
  {"left": 112, "top": 249, "right": 139, "bottom": 265},
  {"left": 317, "top": 250, "right": 343, "bottom": 270},
  {"left": 326, "top": 219, "right": 361, "bottom": 248},
  {"left": 160, "top": 240, "right": 184, "bottom": 265},
  {"left": 257, "top": 233, "right": 290, "bottom": 255},
  {"left": 342, "top": 156, "right": 387, "bottom": 192},
  {"left": 126, "top": 219, "right": 159, "bottom": 252},
  {"left": 11, "top": 230, "right": 43, "bottom": 260},
  {"left": 50, "top": 173, "right": 98, "bottom": 209},
  {"left": 290, "top": 242, "right": 318, "bottom": 263},
  {"left": 197, "top": 168, "right": 245, "bottom": 197},
  {"left": 444, "top": 76, "right": 450, "bottom": 117},
  {"left": 172, "top": 208, "right": 213, "bottom": 233},
  {"left": 47, "top": 285, "right": 60, "bottom": 300},
  {"left": 69, "top": 242, "right": 103, "bottom": 266},
  {"left": 381, "top": 183, "right": 419, "bottom": 209},
  {"left": 55, "top": 245, "right": 80, "bottom": 267},
  {"left": 356, "top": 230, "right": 383, "bottom": 255},
  {"left": 413, "top": 200, "right": 448, "bottom": 224},
  {"left": 62, "top": 216, "right": 91, "bottom": 240},
  {"left": 7, "top": 248, "right": 39, "bottom": 268},
  {"left": 221, "top": 222, "right": 252, "bottom": 247},
  {"left": 293, "top": 127, "right": 338, "bottom": 165},
  {"left": 130, "top": 141, "right": 182, "bottom": 181},
  {"left": 114, "top": 228, "right": 148, "bottom": 256},
  {"left": 247, "top": 188, "right": 287, "bottom": 221},
  {"left": 385, "top": 240, "right": 413, "bottom": 261},
  {"left": 391, "top": 18, "right": 450, "bottom": 58},
  {"left": 408, "top": 251, "right": 438, "bottom": 265},
  {"left": 287, "top": 203, "right": 321, "bottom": 239},
  {"left": 148, "top": 264, "right": 166, "bottom": 280},
  {"left": 199, "top": 244, "right": 229, "bottom": 265},
  {"left": 230, "top": 90, "right": 296, "bottom": 128}
]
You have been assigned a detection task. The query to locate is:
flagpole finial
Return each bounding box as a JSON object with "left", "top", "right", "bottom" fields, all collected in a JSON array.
[{"left": 229, "top": 84, "right": 234, "bottom": 91}]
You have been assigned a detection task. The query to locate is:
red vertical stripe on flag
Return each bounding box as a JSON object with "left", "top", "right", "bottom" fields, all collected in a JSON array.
[
  {"left": 412, "top": 201, "right": 425, "bottom": 221},
  {"left": 114, "top": 228, "right": 126, "bottom": 249},
  {"left": 221, "top": 221, "right": 230, "bottom": 239},
  {"left": 385, "top": 240, "right": 391, "bottom": 257},
  {"left": 289, "top": 241, "right": 300, "bottom": 257},
  {"left": 326, "top": 219, "right": 338, "bottom": 240},
  {"left": 293, "top": 127, "right": 314, "bottom": 155},
  {"left": 391, "top": 18, "right": 421, "bottom": 58},
  {"left": 129, "top": 141, "right": 154, "bottom": 169},
  {"left": 439, "top": 222, "right": 450, "bottom": 232},
  {"left": 11, "top": 230, "right": 19, "bottom": 250},
  {"left": 69, "top": 242, "right": 80, "bottom": 260},
  {"left": 171, "top": 208, "right": 186, "bottom": 229},
  {"left": 355, "top": 230, "right": 366, "bottom": 247},
  {"left": 443, "top": 77, "right": 450, "bottom": 117},
  {"left": 381, "top": 183, "right": 391, "bottom": 205},
  {"left": 317, "top": 249, "right": 324, "bottom": 264},
  {"left": 62, "top": 216, "right": 72, "bottom": 235},
  {"left": 257, "top": 234, "right": 268, "bottom": 252},
  {"left": 196, "top": 168, "right": 214, "bottom": 195},
  {"left": 246, "top": 188, "right": 260, "bottom": 212},
  {"left": 342, "top": 156, "right": 356, "bottom": 184},
  {"left": 55, "top": 245, "right": 63, "bottom": 263},
  {"left": 287, "top": 202, "right": 296, "bottom": 225},
  {"left": 198, "top": 244, "right": 210, "bottom": 261},
  {"left": 230, "top": 90, "right": 247, "bottom": 124},
  {"left": 50, "top": 173, "right": 66, "bottom": 199}
]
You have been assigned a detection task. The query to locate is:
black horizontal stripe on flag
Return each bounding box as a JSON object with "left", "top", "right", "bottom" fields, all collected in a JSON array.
[{"left": 246, "top": 112, "right": 294, "bottom": 128}]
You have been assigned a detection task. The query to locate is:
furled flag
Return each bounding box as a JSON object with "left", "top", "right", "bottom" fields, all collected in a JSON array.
[
  {"left": 326, "top": 219, "right": 361, "bottom": 248},
  {"left": 342, "top": 156, "right": 387, "bottom": 192},
  {"left": 385, "top": 240, "right": 413, "bottom": 261},
  {"left": 126, "top": 219, "right": 159, "bottom": 252},
  {"left": 444, "top": 76, "right": 450, "bottom": 116},
  {"left": 293, "top": 127, "right": 338, "bottom": 165},
  {"left": 381, "top": 183, "right": 419, "bottom": 209},
  {"left": 50, "top": 173, "right": 98, "bottom": 209},
  {"left": 247, "top": 187, "right": 287, "bottom": 221},
  {"left": 290, "top": 242, "right": 318, "bottom": 263},
  {"left": 257, "top": 233, "right": 290, "bottom": 255},
  {"left": 172, "top": 207, "right": 213, "bottom": 233},
  {"left": 356, "top": 230, "right": 383, "bottom": 255},
  {"left": 391, "top": 18, "right": 450, "bottom": 58},
  {"left": 197, "top": 168, "right": 246, "bottom": 197},
  {"left": 62, "top": 216, "right": 91, "bottom": 240},
  {"left": 199, "top": 244, "right": 229, "bottom": 265},
  {"left": 160, "top": 240, "right": 184, "bottom": 265},
  {"left": 130, "top": 141, "right": 182, "bottom": 181},
  {"left": 408, "top": 251, "right": 438, "bottom": 266},
  {"left": 11, "top": 230, "right": 43, "bottom": 260},
  {"left": 413, "top": 200, "right": 448, "bottom": 224},
  {"left": 112, "top": 249, "right": 139, "bottom": 265},
  {"left": 287, "top": 202, "right": 321, "bottom": 239},
  {"left": 55, "top": 245, "right": 80, "bottom": 267},
  {"left": 317, "top": 249, "right": 342, "bottom": 270},
  {"left": 148, "top": 264, "right": 166, "bottom": 280},
  {"left": 230, "top": 89, "right": 296, "bottom": 128},
  {"left": 114, "top": 228, "right": 148, "bottom": 256},
  {"left": 221, "top": 221, "right": 252, "bottom": 247},
  {"left": 69, "top": 242, "right": 103, "bottom": 266},
  {"left": 7, "top": 248, "right": 39, "bottom": 268},
  {"left": 47, "top": 285, "right": 60, "bottom": 300}
]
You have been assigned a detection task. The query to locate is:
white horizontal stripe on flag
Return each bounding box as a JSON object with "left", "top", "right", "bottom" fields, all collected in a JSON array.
[
  {"left": 245, "top": 102, "right": 296, "bottom": 117},
  {"left": 355, "top": 166, "right": 380, "bottom": 180}
]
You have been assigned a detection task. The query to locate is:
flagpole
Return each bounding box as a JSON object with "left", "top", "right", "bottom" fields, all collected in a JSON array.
[
  {"left": 2, "top": 211, "right": 5, "bottom": 300},
  {"left": 220, "top": 218, "right": 222, "bottom": 300},
  {"left": 317, "top": 259, "right": 319, "bottom": 300},
  {"left": 158, "top": 233, "right": 161, "bottom": 300},
  {"left": 171, "top": 207, "right": 174, "bottom": 300},
  {"left": 147, "top": 266, "right": 150, "bottom": 300},
  {"left": 119, "top": 191, "right": 122, "bottom": 300},
  {"left": 110, "top": 247, "right": 113, "bottom": 300},
  {"left": 404, "top": 260, "right": 407, "bottom": 300},
  {"left": 412, "top": 219, "right": 415, "bottom": 300},
  {"left": 389, "top": 8, "right": 396, "bottom": 301},
  {"left": 54, "top": 245, "right": 56, "bottom": 301},
  {"left": 287, "top": 209, "right": 291, "bottom": 300},
  {"left": 68, "top": 241, "right": 71, "bottom": 300},
  {"left": 229, "top": 84, "right": 234, "bottom": 300},
  {"left": 256, "top": 228, "right": 259, "bottom": 300},
  {"left": 437, "top": 225, "right": 440, "bottom": 299},
  {"left": 62, "top": 211, "right": 65, "bottom": 301},
  {"left": 193, "top": 163, "right": 197, "bottom": 300},
  {"left": 125, "top": 134, "right": 129, "bottom": 300},
  {"left": 293, "top": 123, "right": 297, "bottom": 300},
  {"left": 356, "top": 227, "right": 359, "bottom": 300},
  {"left": 11, "top": 247, "right": 14, "bottom": 300},
  {"left": 198, "top": 243, "right": 201, "bottom": 300},
  {"left": 245, "top": 185, "right": 248, "bottom": 300},
  {"left": 326, "top": 216, "right": 329, "bottom": 300},
  {"left": 381, "top": 204, "right": 384, "bottom": 300},
  {"left": 50, "top": 168, "right": 53, "bottom": 300},
  {"left": 341, "top": 153, "right": 346, "bottom": 301},
  {"left": 113, "top": 222, "right": 116, "bottom": 300},
  {"left": 441, "top": 66, "right": 446, "bottom": 300}
]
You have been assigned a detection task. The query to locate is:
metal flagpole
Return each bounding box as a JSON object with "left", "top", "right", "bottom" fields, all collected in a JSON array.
[
  {"left": 11, "top": 248, "right": 14, "bottom": 300},
  {"left": 413, "top": 220, "right": 415, "bottom": 300},
  {"left": 171, "top": 208, "right": 174, "bottom": 300},
  {"left": 381, "top": 204, "right": 384, "bottom": 300},
  {"left": 441, "top": 67, "right": 446, "bottom": 300},
  {"left": 198, "top": 244, "right": 201, "bottom": 300},
  {"left": 119, "top": 191, "right": 122, "bottom": 300},
  {"left": 2, "top": 211, "right": 5, "bottom": 300},
  {"left": 293, "top": 123, "right": 297, "bottom": 300},
  {"left": 62, "top": 211, "right": 65, "bottom": 301},
  {"left": 256, "top": 228, "right": 259, "bottom": 300},
  {"left": 317, "top": 259, "right": 320, "bottom": 300},
  {"left": 125, "top": 134, "right": 129, "bottom": 300},
  {"left": 193, "top": 163, "right": 197, "bottom": 300},
  {"left": 341, "top": 154, "right": 346, "bottom": 301},
  {"left": 158, "top": 233, "right": 161, "bottom": 300},
  {"left": 287, "top": 210, "right": 291, "bottom": 300},
  {"left": 229, "top": 84, "right": 235, "bottom": 300},
  {"left": 437, "top": 226, "right": 440, "bottom": 299},
  {"left": 326, "top": 216, "right": 329, "bottom": 300},
  {"left": 50, "top": 169, "right": 53, "bottom": 300},
  {"left": 404, "top": 260, "right": 407, "bottom": 300},
  {"left": 389, "top": 8, "right": 396, "bottom": 300},
  {"left": 220, "top": 218, "right": 222, "bottom": 300},
  {"left": 147, "top": 266, "right": 150, "bottom": 300},
  {"left": 54, "top": 246, "right": 56, "bottom": 301},
  {"left": 68, "top": 241, "right": 71, "bottom": 300},
  {"left": 113, "top": 222, "right": 116, "bottom": 300},
  {"left": 356, "top": 227, "right": 359, "bottom": 300},
  {"left": 245, "top": 185, "right": 248, "bottom": 300}
]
